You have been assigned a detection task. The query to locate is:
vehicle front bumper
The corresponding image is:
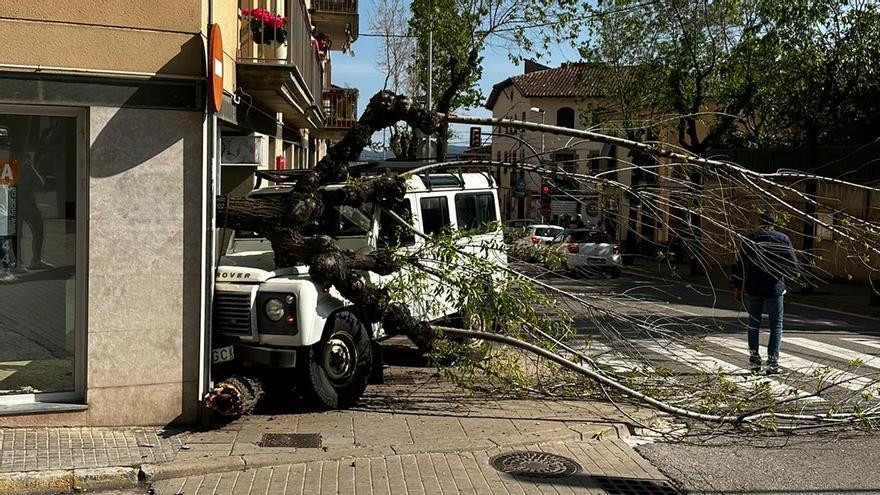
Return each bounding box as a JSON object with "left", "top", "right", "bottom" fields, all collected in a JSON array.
[
  {"left": 232, "top": 343, "right": 299, "bottom": 368},
  {"left": 565, "top": 253, "right": 623, "bottom": 270}
]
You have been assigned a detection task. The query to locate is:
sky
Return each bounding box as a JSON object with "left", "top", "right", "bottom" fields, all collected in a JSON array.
[{"left": 330, "top": 0, "right": 582, "bottom": 148}]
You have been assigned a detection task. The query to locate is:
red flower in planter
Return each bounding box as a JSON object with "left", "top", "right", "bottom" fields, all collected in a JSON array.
[{"left": 240, "top": 7, "right": 250, "bottom": 16}]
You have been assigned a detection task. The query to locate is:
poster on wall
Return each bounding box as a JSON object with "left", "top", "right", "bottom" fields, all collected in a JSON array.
[{"left": 0, "top": 159, "right": 18, "bottom": 269}]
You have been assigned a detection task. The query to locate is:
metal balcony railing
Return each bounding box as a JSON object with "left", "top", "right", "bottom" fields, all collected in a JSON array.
[
  {"left": 323, "top": 88, "right": 358, "bottom": 128},
  {"left": 312, "top": 0, "right": 357, "bottom": 14},
  {"left": 238, "top": 0, "right": 324, "bottom": 108}
]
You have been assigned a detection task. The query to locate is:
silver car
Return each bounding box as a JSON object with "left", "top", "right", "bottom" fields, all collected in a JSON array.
[{"left": 550, "top": 228, "right": 622, "bottom": 278}]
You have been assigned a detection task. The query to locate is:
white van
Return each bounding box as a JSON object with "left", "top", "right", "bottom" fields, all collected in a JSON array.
[{"left": 212, "top": 168, "right": 504, "bottom": 408}]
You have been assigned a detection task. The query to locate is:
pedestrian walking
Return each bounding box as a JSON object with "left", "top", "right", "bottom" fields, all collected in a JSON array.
[{"left": 732, "top": 211, "right": 798, "bottom": 374}]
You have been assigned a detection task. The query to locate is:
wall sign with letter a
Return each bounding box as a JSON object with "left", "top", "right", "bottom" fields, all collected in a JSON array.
[{"left": 0, "top": 160, "right": 17, "bottom": 259}]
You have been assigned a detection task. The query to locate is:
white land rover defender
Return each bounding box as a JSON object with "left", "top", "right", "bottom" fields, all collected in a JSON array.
[{"left": 211, "top": 167, "right": 504, "bottom": 408}]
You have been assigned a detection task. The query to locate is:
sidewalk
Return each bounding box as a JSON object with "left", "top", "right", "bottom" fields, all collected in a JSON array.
[
  {"left": 627, "top": 260, "right": 880, "bottom": 318},
  {"left": 0, "top": 348, "right": 673, "bottom": 494}
]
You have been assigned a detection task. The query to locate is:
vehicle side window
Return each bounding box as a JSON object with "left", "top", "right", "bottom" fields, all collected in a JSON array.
[
  {"left": 419, "top": 196, "right": 451, "bottom": 236},
  {"left": 454, "top": 193, "right": 497, "bottom": 231},
  {"left": 378, "top": 201, "right": 415, "bottom": 248}
]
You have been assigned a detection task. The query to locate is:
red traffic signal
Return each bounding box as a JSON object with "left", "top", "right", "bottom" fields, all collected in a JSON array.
[{"left": 540, "top": 181, "right": 552, "bottom": 206}]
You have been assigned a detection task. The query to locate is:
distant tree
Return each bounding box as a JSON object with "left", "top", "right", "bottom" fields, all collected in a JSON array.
[
  {"left": 740, "top": 0, "right": 880, "bottom": 148},
  {"left": 370, "top": 0, "right": 422, "bottom": 159},
  {"left": 409, "top": 0, "right": 529, "bottom": 159}
]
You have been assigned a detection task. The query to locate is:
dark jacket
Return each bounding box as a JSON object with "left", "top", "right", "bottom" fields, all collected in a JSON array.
[{"left": 732, "top": 228, "right": 798, "bottom": 298}]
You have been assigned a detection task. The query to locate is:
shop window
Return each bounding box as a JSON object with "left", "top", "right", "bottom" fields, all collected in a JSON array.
[
  {"left": 0, "top": 107, "right": 82, "bottom": 403},
  {"left": 454, "top": 193, "right": 497, "bottom": 231},
  {"left": 419, "top": 196, "right": 450, "bottom": 235},
  {"left": 557, "top": 107, "right": 576, "bottom": 129}
]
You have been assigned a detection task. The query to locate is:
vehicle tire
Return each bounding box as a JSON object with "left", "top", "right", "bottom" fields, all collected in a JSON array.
[{"left": 298, "top": 310, "right": 372, "bottom": 409}]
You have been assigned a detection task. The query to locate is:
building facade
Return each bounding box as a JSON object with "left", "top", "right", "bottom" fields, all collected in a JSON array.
[
  {"left": 486, "top": 61, "right": 633, "bottom": 237},
  {"left": 0, "top": 0, "right": 359, "bottom": 426}
]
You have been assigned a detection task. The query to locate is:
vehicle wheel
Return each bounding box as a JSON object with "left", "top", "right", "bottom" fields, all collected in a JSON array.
[
  {"left": 298, "top": 310, "right": 372, "bottom": 409},
  {"left": 453, "top": 312, "right": 487, "bottom": 345}
]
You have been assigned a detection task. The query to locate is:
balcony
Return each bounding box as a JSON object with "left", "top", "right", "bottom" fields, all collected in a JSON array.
[
  {"left": 237, "top": 0, "right": 325, "bottom": 129},
  {"left": 310, "top": 0, "right": 359, "bottom": 51},
  {"left": 317, "top": 86, "right": 358, "bottom": 140}
]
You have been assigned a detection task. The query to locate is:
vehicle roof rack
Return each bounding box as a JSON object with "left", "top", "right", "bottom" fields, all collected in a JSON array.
[
  {"left": 254, "top": 169, "right": 313, "bottom": 189},
  {"left": 253, "top": 161, "right": 498, "bottom": 191}
]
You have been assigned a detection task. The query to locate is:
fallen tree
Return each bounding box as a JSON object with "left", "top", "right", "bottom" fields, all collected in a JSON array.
[{"left": 207, "top": 90, "right": 880, "bottom": 435}]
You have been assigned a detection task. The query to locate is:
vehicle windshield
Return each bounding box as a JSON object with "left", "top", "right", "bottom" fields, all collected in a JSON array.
[{"left": 233, "top": 190, "right": 372, "bottom": 238}]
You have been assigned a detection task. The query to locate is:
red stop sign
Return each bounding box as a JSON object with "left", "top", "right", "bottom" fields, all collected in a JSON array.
[{"left": 540, "top": 204, "right": 552, "bottom": 217}]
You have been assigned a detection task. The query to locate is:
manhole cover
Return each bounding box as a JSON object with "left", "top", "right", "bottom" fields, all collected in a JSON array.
[
  {"left": 489, "top": 451, "right": 581, "bottom": 478},
  {"left": 258, "top": 433, "right": 322, "bottom": 448},
  {"left": 593, "top": 476, "right": 681, "bottom": 495}
]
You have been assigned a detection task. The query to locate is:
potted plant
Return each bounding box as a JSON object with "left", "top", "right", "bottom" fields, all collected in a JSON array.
[{"left": 241, "top": 8, "right": 289, "bottom": 59}]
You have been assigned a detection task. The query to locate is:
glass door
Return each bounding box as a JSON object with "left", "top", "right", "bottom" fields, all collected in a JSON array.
[{"left": 0, "top": 106, "right": 85, "bottom": 405}]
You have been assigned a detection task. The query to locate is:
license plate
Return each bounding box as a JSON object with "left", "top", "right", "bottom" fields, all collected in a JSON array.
[{"left": 212, "top": 345, "right": 235, "bottom": 364}]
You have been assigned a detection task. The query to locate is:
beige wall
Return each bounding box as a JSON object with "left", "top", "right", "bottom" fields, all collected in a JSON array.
[
  {"left": 0, "top": 0, "right": 202, "bottom": 32},
  {"left": 0, "top": 1, "right": 204, "bottom": 78},
  {"left": 211, "top": 0, "right": 240, "bottom": 94},
  {"left": 85, "top": 106, "right": 205, "bottom": 425}
]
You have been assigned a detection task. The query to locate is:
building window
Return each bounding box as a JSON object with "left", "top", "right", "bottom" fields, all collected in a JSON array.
[
  {"left": 557, "top": 107, "right": 576, "bottom": 129},
  {"left": 0, "top": 106, "right": 84, "bottom": 404}
]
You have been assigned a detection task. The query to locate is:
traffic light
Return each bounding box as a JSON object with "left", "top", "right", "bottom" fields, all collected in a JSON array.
[
  {"left": 540, "top": 181, "right": 552, "bottom": 206},
  {"left": 469, "top": 127, "right": 481, "bottom": 148}
]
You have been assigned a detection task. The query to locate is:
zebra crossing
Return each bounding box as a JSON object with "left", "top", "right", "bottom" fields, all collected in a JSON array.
[{"left": 574, "top": 333, "right": 880, "bottom": 405}]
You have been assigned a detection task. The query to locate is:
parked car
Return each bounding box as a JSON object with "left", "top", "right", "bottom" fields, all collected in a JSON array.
[
  {"left": 503, "top": 218, "right": 537, "bottom": 243},
  {"left": 508, "top": 224, "right": 565, "bottom": 263},
  {"left": 212, "top": 170, "right": 505, "bottom": 409},
  {"left": 549, "top": 228, "right": 622, "bottom": 278},
  {"left": 514, "top": 224, "right": 565, "bottom": 247}
]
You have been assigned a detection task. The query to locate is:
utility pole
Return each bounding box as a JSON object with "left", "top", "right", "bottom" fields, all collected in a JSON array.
[{"left": 426, "top": 0, "right": 433, "bottom": 160}]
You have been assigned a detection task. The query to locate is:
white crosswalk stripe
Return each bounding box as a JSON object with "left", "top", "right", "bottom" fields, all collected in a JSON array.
[
  {"left": 637, "top": 339, "right": 824, "bottom": 402},
  {"left": 706, "top": 336, "right": 880, "bottom": 394},
  {"left": 786, "top": 337, "right": 880, "bottom": 370},
  {"left": 841, "top": 337, "right": 880, "bottom": 354},
  {"left": 576, "top": 342, "right": 643, "bottom": 373}
]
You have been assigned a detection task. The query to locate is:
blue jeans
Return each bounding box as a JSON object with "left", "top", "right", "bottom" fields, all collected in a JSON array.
[{"left": 747, "top": 295, "right": 784, "bottom": 363}]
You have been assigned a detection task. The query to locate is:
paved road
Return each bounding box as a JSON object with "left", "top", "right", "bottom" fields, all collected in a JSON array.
[
  {"left": 531, "top": 267, "right": 880, "bottom": 406},
  {"left": 531, "top": 266, "right": 880, "bottom": 495},
  {"left": 637, "top": 433, "right": 880, "bottom": 495}
]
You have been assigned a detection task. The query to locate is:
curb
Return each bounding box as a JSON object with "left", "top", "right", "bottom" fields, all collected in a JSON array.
[
  {"left": 0, "top": 422, "right": 636, "bottom": 493},
  {"left": 0, "top": 466, "right": 139, "bottom": 495}
]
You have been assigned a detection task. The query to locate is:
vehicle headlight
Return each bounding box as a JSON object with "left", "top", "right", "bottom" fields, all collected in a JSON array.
[{"left": 264, "top": 298, "right": 285, "bottom": 321}]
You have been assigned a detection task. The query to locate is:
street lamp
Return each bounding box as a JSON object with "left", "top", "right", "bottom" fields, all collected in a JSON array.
[
  {"left": 529, "top": 107, "right": 547, "bottom": 221},
  {"left": 529, "top": 107, "right": 545, "bottom": 156}
]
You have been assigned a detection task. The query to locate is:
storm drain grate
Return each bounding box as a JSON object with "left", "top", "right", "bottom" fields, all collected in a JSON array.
[
  {"left": 258, "top": 433, "right": 322, "bottom": 448},
  {"left": 489, "top": 451, "right": 581, "bottom": 478},
  {"left": 593, "top": 475, "right": 681, "bottom": 495}
]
